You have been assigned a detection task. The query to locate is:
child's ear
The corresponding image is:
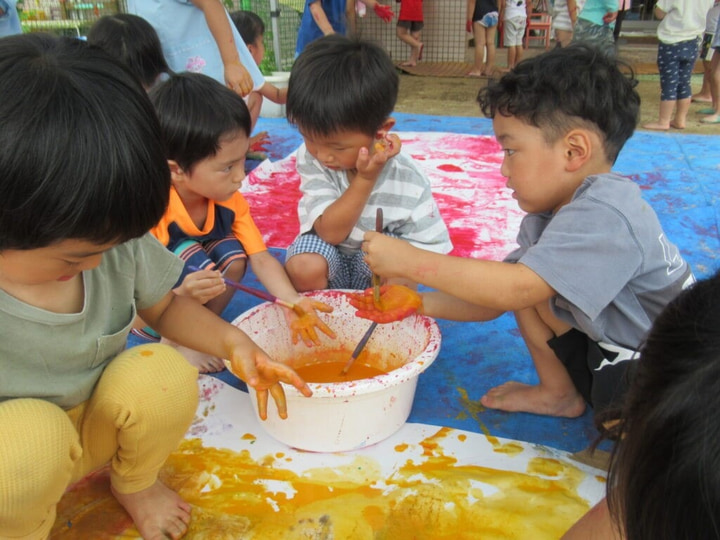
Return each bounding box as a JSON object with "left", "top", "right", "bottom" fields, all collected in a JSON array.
[
  {"left": 375, "top": 117, "right": 397, "bottom": 139},
  {"left": 563, "top": 129, "right": 593, "bottom": 172},
  {"left": 168, "top": 160, "right": 186, "bottom": 185}
]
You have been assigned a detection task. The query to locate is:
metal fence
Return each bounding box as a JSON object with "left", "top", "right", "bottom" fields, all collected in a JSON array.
[{"left": 17, "top": 0, "right": 470, "bottom": 72}]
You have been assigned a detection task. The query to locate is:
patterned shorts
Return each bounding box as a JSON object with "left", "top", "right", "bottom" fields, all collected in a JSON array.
[
  {"left": 477, "top": 11, "right": 499, "bottom": 28},
  {"left": 173, "top": 235, "right": 247, "bottom": 286},
  {"left": 286, "top": 233, "right": 373, "bottom": 290},
  {"left": 571, "top": 19, "right": 615, "bottom": 56}
]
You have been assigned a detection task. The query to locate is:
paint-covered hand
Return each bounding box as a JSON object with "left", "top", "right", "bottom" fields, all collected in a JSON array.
[
  {"left": 225, "top": 60, "right": 253, "bottom": 97},
  {"left": 250, "top": 131, "right": 270, "bottom": 152},
  {"left": 466, "top": 19, "right": 472, "bottom": 33},
  {"left": 348, "top": 284, "right": 423, "bottom": 323},
  {"left": 175, "top": 267, "right": 226, "bottom": 304},
  {"left": 373, "top": 2, "right": 394, "bottom": 22},
  {"left": 355, "top": 134, "right": 401, "bottom": 183},
  {"left": 361, "top": 231, "right": 414, "bottom": 279},
  {"left": 287, "top": 298, "right": 337, "bottom": 346},
  {"left": 229, "top": 345, "right": 313, "bottom": 420}
]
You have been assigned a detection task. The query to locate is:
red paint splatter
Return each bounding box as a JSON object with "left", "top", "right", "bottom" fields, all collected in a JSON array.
[
  {"left": 438, "top": 164, "right": 464, "bottom": 172},
  {"left": 241, "top": 134, "right": 524, "bottom": 261}
]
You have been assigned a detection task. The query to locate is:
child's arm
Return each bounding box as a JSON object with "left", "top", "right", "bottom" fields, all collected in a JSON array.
[
  {"left": 311, "top": 134, "right": 401, "bottom": 245},
  {"left": 363, "top": 232, "right": 555, "bottom": 313},
  {"left": 139, "top": 291, "right": 312, "bottom": 419},
  {"left": 259, "top": 82, "right": 288, "bottom": 104},
  {"left": 561, "top": 498, "right": 621, "bottom": 540},
  {"left": 192, "top": 0, "right": 254, "bottom": 97},
  {"left": 567, "top": 0, "right": 578, "bottom": 25},
  {"left": 248, "top": 250, "right": 336, "bottom": 345},
  {"left": 309, "top": 0, "right": 337, "bottom": 35}
]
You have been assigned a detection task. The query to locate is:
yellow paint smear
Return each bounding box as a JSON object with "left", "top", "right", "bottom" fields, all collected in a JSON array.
[{"left": 52, "top": 428, "right": 593, "bottom": 539}]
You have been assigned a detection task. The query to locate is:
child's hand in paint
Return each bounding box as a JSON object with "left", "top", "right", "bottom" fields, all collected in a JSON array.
[
  {"left": 175, "top": 266, "right": 226, "bottom": 305},
  {"left": 348, "top": 284, "right": 423, "bottom": 323},
  {"left": 355, "top": 134, "right": 401, "bottom": 184},
  {"left": 286, "top": 297, "right": 337, "bottom": 346},
  {"left": 228, "top": 343, "right": 313, "bottom": 420},
  {"left": 361, "top": 230, "right": 415, "bottom": 280}
]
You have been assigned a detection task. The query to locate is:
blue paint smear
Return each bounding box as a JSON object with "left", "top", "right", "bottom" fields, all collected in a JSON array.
[{"left": 129, "top": 113, "right": 720, "bottom": 453}]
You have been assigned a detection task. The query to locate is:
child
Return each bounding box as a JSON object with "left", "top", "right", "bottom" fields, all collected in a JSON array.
[
  {"left": 467, "top": 0, "right": 499, "bottom": 76},
  {"left": 0, "top": 34, "right": 310, "bottom": 540},
  {"left": 563, "top": 270, "right": 720, "bottom": 539},
  {"left": 396, "top": 0, "right": 424, "bottom": 67},
  {"left": 360, "top": 44, "right": 694, "bottom": 420},
  {"left": 284, "top": 34, "right": 453, "bottom": 292},
  {"left": 692, "top": 1, "right": 720, "bottom": 104},
  {"left": 551, "top": 0, "right": 582, "bottom": 47},
  {"left": 642, "top": 0, "right": 713, "bottom": 130},
  {"left": 87, "top": 13, "right": 171, "bottom": 90},
  {"left": 0, "top": 0, "right": 21, "bottom": 37},
  {"left": 570, "top": 0, "right": 619, "bottom": 57},
  {"left": 230, "top": 9, "right": 287, "bottom": 160},
  {"left": 148, "top": 71, "right": 335, "bottom": 372},
  {"left": 296, "top": 0, "right": 393, "bottom": 56},
  {"left": 499, "top": 0, "right": 531, "bottom": 69}
]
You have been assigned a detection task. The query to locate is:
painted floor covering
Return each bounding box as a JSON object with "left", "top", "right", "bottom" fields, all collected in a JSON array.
[{"left": 131, "top": 112, "right": 720, "bottom": 455}]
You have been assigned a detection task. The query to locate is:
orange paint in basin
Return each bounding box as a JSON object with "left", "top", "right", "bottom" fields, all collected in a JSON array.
[{"left": 292, "top": 349, "right": 388, "bottom": 383}]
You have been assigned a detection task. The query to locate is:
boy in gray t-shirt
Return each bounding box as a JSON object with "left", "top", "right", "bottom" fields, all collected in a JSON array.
[{"left": 358, "top": 44, "right": 693, "bottom": 421}]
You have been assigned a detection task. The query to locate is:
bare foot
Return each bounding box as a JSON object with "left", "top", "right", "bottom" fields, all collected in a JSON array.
[
  {"left": 467, "top": 70, "right": 483, "bottom": 77},
  {"left": 112, "top": 481, "right": 191, "bottom": 540},
  {"left": 480, "top": 381, "right": 586, "bottom": 418},
  {"left": 400, "top": 60, "right": 417, "bottom": 67},
  {"left": 177, "top": 346, "right": 225, "bottom": 373},
  {"left": 692, "top": 95, "right": 712, "bottom": 103},
  {"left": 669, "top": 121, "right": 685, "bottom": 129},
  {"left": 642, "top": 122, "right": 670, "bottom": 131},
  {"left": 161, "top": 338, "right": 225, "bottom": 373}
]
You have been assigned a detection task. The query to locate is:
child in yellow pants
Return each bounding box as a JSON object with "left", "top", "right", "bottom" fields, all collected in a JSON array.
[{"left": 0, "top": 34, "right": 315, "bottom": 539}]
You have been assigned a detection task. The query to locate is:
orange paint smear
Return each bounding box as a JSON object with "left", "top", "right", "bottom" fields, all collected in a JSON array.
[{"left": 53, "top": 428, "right": 594, "bottom": 539}]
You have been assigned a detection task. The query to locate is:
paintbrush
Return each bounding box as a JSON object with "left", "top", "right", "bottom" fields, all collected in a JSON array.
[
  {"left": 372, "top": 208, "right": 383, "bottom": 307},
  {"left": 187, "top": 265, "right": 304, "bottom": 316},
  {"left": 341, "top": 208, "right": 384, "bottom": 375},
  {"left": 340, "top": 321, "right": 378, "bottom": 375}
]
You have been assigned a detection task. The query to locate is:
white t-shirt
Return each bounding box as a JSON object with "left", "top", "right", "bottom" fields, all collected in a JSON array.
[
  {"left": 504, "top": 0, "right": 527, "bottom": 20},
  {"left": 656, "top": 0, "right": 714, "bottom": 43}
]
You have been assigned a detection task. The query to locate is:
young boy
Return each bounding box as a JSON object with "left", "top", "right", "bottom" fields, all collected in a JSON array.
[
  {"left": 147, "top": 72, "right": 334, "bottom": 373},
  {"left": 360, "top": 44, "right": 694, "bottom": 420},
  {"left": 0, "top": 34, "right": 310, "bottom": 540},
  {"left": 284, "top": 34, "right": 453, "bottom": 292}
]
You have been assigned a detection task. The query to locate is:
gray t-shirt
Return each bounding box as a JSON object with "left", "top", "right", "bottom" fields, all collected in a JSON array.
[
  {"left": 0, "top": 233, "right": 183, "bottom": 409},
  {"left": 505, "top": 173, "right": 693, "bottom": 349}
]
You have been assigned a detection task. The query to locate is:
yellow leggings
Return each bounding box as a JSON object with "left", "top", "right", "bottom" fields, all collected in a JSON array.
[{"left": 0, "top": 344, "right": 198, "bottom": 539}]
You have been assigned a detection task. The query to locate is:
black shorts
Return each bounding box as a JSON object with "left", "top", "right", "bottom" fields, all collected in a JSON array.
[
  {"left": 397, "top": 20, "right": 424, "bottom": 32},
  {"left": 547, "top": 328, "right": 636, "bottom": 414}
]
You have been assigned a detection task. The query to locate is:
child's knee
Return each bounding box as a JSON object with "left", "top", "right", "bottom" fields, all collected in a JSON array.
[
  {"left": 285, "top": 252, "right": 328, "bottom": 290},
  {"left": 222, "top": 258, "right": 247, "bottom": 282},
  {"left": 0, "top": 399, "right": 82, "bottom": 537}
]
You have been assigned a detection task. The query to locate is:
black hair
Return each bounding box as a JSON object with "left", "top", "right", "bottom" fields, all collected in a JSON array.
[
  {"left": 286, "top": 34, "right": 398, "bottom": 137},
  {"left": 87, "top": 13, "right": 171, "bottom": 89},
  {"left": 606, "top": 271, "right": 720, "bottom": 539},
  {"left": 0, "top": 33, "right": 170, "bottom": 251},
  {"left": 230, "top": 10, "right": 264, "bottom": 45},
  {"left": 149, "top": 72, "right": 252, "bottom": 172},
  {"left": 477, "top": 43, "right": 639, "bottom": 164}
]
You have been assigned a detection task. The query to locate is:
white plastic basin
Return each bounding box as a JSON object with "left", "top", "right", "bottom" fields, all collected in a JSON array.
[{"left": 231, "top": 289, "right": 441, "bottom": 452}]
